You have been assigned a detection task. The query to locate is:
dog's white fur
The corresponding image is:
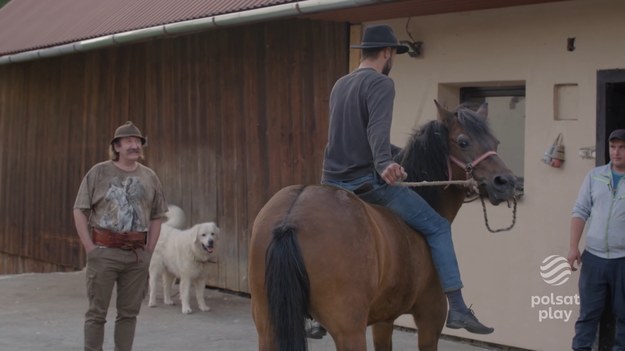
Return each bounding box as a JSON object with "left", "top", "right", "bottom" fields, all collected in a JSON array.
[{"left": 148, "top": 205, "right": 220, "bottom": 314}]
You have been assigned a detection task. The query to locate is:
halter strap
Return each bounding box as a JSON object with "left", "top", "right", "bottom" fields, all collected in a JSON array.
[{"left": 447, "top": 150, "right": 498, "bottom": 186}]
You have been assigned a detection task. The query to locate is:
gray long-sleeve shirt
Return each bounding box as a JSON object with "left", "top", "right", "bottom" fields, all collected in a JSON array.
[
  {"left": 572, "top": 163, "right": 625, "bottom": 258},
  {"left": 322, "top": 68, "right": 398, "bottom": 181}
]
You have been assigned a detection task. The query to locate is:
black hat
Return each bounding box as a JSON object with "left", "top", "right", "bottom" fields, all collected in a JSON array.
[
  {"left": 351, "top": 24, "right": 409, "bottom": 54},
  {"left": 609, "top": 129, "right": 625, "bottom": 142}
]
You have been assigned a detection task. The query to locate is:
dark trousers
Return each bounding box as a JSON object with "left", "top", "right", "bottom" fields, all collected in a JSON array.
[{"left": 572, "top": 251, "right": 625, "bottom": 351}]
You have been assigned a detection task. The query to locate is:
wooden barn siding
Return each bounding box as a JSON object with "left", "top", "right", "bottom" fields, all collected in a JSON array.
[{"left": 0, "top": 19, "right": 349, "bottom": 293}]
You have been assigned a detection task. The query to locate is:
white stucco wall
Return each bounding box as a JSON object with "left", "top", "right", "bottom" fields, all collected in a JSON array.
[{"left": 357, "top": 0, "right": 625, "bottom": 349}]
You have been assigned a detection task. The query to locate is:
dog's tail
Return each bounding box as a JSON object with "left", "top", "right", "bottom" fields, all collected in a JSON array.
[
  {"left": 265, "top": 224, "right": 310, "bottom": 351},
  {"left": 164, "top": 204, "right": 186, "bottom": 229}
]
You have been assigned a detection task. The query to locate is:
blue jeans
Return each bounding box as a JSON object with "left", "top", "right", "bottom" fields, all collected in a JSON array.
[
  {"left": 572, "top": 251, "right": 625, "bottom": 351},
  {"left": 322, "top": 172, "right": 463, "bottom": 292}
]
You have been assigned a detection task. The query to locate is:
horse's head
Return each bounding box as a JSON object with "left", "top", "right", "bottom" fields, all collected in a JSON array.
[{"left": 435, "top": 100, "right": 517, "bottom": 205}]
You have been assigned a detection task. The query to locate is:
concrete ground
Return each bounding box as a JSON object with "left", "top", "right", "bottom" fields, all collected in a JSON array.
[{"left": 0, "top": 271, "right": 495, "bottom": 351}]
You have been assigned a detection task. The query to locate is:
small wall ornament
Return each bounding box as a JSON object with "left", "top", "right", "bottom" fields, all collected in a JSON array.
[{"left": 542, "top": 133, "right": 565, "bottom": 168}]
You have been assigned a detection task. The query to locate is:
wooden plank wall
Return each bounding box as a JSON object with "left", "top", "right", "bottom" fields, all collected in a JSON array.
[{"left": 0, "top": 19, "right": 348, "bottom": 293}]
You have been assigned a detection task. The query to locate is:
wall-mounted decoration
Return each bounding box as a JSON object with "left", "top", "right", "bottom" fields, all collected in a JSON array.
[{"left": 542, "top": 133, "right": 565, "bottom": 168}]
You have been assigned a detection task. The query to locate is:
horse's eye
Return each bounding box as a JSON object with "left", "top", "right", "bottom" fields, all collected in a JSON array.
[{"left": 457, "top": 137, "right": 470, "bottom": 149}]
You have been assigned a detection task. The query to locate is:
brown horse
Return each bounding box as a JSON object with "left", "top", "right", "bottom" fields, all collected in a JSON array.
[{"left": 248, "top": 101, "right": 517, "bottom": 351}]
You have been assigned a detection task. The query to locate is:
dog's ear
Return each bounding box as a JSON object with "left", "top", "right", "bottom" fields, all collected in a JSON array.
[{"left": 192, "top": 225, "right": 201, "bottom": 243}]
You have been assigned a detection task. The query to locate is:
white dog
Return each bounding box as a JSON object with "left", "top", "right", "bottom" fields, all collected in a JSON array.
[{"left": 148, "top": 205, "right": 220, "bottom": 314}]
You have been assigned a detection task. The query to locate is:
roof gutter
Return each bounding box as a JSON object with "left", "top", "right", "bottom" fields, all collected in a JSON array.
[{"left": 0, "top": 0, "right": 380, "bottom": 65}]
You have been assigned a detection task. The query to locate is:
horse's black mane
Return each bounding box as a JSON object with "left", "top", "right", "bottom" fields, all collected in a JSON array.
[
  {"left": 394, "top": 121, "right": 449, "bottom": 208},
  {"left": 394, "top": 105, "right": 493, "bottom": 208}
]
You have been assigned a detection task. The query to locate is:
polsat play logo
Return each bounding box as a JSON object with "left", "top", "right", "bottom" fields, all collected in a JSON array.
[
  {"left": 539, "top": 255, "right": 572, "bottom": 286},
  {"left": 531, "top": 255, "right": 578, "bottom": 323}
]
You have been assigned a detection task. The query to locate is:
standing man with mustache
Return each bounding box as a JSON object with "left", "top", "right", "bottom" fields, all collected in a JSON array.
[{"left": 73, "top": 121, "right": 168, "bottom": 351}]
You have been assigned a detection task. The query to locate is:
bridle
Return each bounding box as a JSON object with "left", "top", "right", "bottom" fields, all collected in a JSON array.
[
  {"left": 395, "top": 140, "right": 518, "bottom": 233},
  {"left": 447, "top": 150, "right": 517, "bottom": 233},
  {"left": 446, "top": 150, "right": 498, "bottom": 187}
]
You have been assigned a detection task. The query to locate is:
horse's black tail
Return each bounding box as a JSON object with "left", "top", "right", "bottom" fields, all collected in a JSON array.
[{"left": 265, "top": 224, "right": 310, "bottom": 351}]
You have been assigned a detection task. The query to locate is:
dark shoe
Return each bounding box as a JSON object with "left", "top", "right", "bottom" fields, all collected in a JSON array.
[
  {"left": 305, "top": 320, "right": 327, "bottom": 339},
  {"left": 446, "top": 308, "right": 494, "bottom": 334}
]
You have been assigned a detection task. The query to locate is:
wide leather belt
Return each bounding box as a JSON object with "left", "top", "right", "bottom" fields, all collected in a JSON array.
[{"left": 92, "top": 228, "right": 146, "bottom": 251}]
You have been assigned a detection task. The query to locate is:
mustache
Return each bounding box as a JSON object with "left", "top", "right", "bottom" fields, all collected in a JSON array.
[{"left": 127, "top": 148, "right": 141, "bottom": 154}]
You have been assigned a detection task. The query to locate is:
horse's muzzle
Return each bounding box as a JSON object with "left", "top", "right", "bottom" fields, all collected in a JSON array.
[{"left": 483, "top": 173, "right": 517, "bottom": 205}]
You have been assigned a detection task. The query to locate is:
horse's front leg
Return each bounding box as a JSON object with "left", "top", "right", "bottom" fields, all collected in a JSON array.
[
  {"left": 371, "top": 321, "right": 394, "bottom": 351},
  {"left": 411, "top": 287, "right": 446, "bottom": 351}
]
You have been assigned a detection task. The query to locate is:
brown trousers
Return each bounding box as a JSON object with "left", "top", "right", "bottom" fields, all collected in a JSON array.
[{"left": 84, "top": 247, "right": 151, "bottom": 351}]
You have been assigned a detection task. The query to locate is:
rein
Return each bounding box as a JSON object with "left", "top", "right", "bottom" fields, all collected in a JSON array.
[
  {"left": 480, "top": 195, "right": 517, "bottom": 233},
  {"left": 396, "top": 150, "right": 517, "bottom": 233}
]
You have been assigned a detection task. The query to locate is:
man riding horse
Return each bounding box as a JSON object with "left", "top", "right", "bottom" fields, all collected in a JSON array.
[{"left": 318, "top": 24, "right": 493, "bottom": 335}]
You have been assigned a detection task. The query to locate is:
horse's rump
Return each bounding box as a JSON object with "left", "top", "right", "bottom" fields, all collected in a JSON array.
[{"left": 251, "top": 184, "right": 383, "bottom": 302}]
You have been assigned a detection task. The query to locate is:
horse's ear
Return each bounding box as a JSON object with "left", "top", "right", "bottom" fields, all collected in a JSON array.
[
  {"left": 434, "top": 100, "right": 454, "bottom": 124},
  {"left": 476, "top": 102, "right": 488, "bottom": 119}
]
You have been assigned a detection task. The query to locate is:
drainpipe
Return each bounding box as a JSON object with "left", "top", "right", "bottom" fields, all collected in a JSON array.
[{"left": 0, "top": 0, "right": 381, "bottom": 65}]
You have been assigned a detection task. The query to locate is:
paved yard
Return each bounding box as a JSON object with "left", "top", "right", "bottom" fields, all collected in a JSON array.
[{"left": 0, "top": 271, "right": 494, "bottom": 350}]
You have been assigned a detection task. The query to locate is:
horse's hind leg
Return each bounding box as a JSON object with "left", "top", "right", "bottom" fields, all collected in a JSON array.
[
  {"left": 255, "top": 325, "right": 273, "bottom": 351},
  {"left": 316, "top": 309, "right": 368, "bottom": 351},
  {"left": 251, "top": 297, "right": 274, "bottom": 351},
  {"left": 331, "top": 330, "right": 368, "bottom": 351},
  {"left": 371, "top": 321, "right": 394, "bottom": 351},
  {"left": 254, "top": 323, "right": 273, "bottom": 351}
]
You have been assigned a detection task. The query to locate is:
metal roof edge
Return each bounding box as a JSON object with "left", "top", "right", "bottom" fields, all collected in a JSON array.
[
  {"left": 297, "top": 0, "right": 376, "bottom": 13},
  {"left": 213, "top": 3, "right": 298, "bottom": 26},
  {"left": 164, "top": 16, "right": 216, "bottom": 35},
  {"left": 0, "top": 0, "right": 379, "bottom": 66}
]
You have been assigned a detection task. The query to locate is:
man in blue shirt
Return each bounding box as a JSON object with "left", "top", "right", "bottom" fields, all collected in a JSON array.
[{"left": 568, "top": 129, "right": 625, "bottom": 350}]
